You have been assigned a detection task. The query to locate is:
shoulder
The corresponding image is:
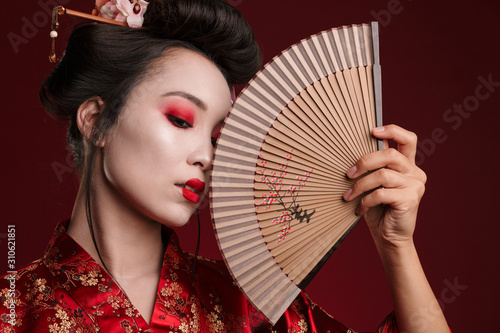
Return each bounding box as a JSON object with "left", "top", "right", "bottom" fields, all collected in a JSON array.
[
  {"left": 193, "top": 254, "right": 235, "bottom": 282},
  {"left": 165, "top": 246, "right": 273, "bottom": 330},
  {"left": 165, "top": 231, "right": 235, "bottom": 286},
  {"left": 175, "top": 246, "right": 241, "bottom": 295},
  {"left": 180, "top": 253, "right": 354, "bottom": 332}
]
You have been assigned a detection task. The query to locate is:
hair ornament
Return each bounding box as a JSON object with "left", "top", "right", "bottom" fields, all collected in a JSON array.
[
  {"left": 100, "top": 0, "right": 149, "bottom": 29},
  {"left": 49, "top": 1, "right": 149, "bottom": 63}
]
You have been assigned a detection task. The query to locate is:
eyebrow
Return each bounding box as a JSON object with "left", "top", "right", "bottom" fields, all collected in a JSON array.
[{"left": 162, "top": 91, "right": 207, "bottom": 111}]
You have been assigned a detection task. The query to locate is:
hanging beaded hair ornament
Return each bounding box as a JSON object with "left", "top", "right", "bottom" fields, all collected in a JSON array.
[{"left": 50, "top": 0, "right": 149, "bottom": 63}]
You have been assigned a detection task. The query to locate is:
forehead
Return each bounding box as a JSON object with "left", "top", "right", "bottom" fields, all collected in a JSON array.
[
  {"left": 125, "top": 48, "right": 232, "bottom": 116},
  {"left": 148, "top": 48, "right": 229, "bottom": 95}
]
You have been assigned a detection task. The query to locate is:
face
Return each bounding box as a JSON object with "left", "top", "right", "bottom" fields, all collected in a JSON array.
[{"left": 100, "top": 48, "right": 231, "bottom": 227}]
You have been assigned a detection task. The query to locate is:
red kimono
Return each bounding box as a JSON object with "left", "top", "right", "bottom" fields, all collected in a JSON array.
[{"left": 0, "top": 220, "right": 398, "bottom": 332}]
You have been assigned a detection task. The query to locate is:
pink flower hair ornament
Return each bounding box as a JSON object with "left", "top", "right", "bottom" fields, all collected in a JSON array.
[
  {"left": 98, "top": 0, "right": 150, "bottom": 28},
  {"left": 49, "top": 1, "right": 150, "bottom": 62}
]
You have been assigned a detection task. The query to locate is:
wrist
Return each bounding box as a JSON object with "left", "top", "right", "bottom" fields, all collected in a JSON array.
[
  {"left": 375, "top": 238, "right": 417, "bottom": 268},
  {"left": 372, "top": 229, "right": 414, "bottom": 250}
]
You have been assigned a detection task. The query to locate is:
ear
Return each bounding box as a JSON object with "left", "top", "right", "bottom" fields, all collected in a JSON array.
[{"left": 77, "top": 97, "right": 105, "bottom": 147}]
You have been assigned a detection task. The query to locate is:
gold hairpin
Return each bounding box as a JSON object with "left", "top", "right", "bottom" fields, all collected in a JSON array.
[{"left": 50, "top": 6, "right": 127, "bottom": 63}]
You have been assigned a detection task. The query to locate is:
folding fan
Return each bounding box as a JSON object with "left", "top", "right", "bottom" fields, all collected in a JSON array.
[{"left": 210, "top": 22, "right": 383, "bottom": 325}]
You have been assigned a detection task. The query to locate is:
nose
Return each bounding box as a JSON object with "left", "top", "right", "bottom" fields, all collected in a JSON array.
[{"left": 187, "top": 135, "right": 214, "bottom": 171}]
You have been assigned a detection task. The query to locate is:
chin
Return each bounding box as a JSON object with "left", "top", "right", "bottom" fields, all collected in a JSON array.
[{"left": 155, "top": 206, "right": 196, "bottom": 229}]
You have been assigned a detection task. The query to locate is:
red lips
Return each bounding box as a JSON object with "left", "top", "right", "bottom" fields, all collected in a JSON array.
[
  {"left": 181, "top": 178, "right": 205, "bottom": 204},
  {"left": 185, "top": 178, "right": 205, "bottom": 192}
]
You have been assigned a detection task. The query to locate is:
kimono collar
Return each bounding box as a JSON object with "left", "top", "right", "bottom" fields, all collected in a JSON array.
[{"left": 41, "top": 219, "right": 184, "bottom": 331}]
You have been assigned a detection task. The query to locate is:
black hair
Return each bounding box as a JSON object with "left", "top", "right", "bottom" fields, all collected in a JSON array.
[
  {"left": 41, "top": 0, "right": 261, "bottom": 169},
  {"left": 39, "top": 0, "right": 261, "bottom": 275}
]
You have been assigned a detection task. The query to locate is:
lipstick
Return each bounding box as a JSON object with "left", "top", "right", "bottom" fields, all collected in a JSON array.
[{"left": 181, "top": 178, "right": 205, "bottom": 204}]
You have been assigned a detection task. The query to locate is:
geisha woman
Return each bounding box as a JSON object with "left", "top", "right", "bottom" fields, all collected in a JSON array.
[{"left": 0, "top": 0, "right": 449, "bottom": 332}]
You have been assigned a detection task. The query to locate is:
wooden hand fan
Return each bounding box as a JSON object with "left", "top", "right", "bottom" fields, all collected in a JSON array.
[{"left": 210, "top": 22, "right": 383, "bottom": 325}]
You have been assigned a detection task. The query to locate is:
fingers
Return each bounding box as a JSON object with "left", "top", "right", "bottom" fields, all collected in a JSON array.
[
  {"left": 343, "top": 125, "right": 427, "bottom": 217},
  {"left": 353, "top": 183, "right": 424, "bottom": 216},
  {"left": 347, "top": 125, "right": 426, "bottom": 183},
  {"left": 343, "top": 168, "right": 404, "bottom": 201},
  {"left": 355, "top": 187, "right": 396, "bottom": 216},
  {"left": 372, "top": 125, "right": 418, "bottom": 163},
  {"left": 343, "top": 169, "right": 425, "bottom": 200},
  {"left": 346, "top": 147, "right": 413, "bottom": 178}
]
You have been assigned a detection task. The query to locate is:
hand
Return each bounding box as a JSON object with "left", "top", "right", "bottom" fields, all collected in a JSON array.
[
  {"left": 343, "top": 126, "right": 450, "bottom": 332},
  {"left": 342, "top": 125, "right": 427, "bottom": 248}
]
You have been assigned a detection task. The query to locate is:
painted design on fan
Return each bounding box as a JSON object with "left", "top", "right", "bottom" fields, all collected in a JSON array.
[{"left": 255, "top": 149, "right": 315, "bottom": 243}]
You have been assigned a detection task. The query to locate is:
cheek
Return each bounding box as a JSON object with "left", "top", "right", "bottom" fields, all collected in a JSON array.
[
  {"left": 100, "top": 124, "right": 191, "bottom": 224},
  {"left": 102, "top": 118, "right": 180, "bottom": 193},
  {"left": 102, "top": 137, "right": 150, "bottom": 196}
]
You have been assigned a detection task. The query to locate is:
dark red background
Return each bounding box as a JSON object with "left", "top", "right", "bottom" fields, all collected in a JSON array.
[{"left": 2, "top": 0, "right": 499, "bottom": 331}]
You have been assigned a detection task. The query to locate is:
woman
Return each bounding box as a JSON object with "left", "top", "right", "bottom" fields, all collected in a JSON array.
[{"left": 0, "top": 0, "right": 449, "bottom": 332}]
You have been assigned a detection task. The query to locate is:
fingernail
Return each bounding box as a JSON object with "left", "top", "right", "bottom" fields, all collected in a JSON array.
[
  {"left": 347, "top": 165, "right": 357, "bottom": 178},
  {"left": 373, "top": 126, "right": 385, "bottom": 133},
  {"left": 343, "top": 188, "right": 352, "bottom": 201}
]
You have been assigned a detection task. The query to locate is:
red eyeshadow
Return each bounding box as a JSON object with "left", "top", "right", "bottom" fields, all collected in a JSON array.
[{"left": 165, "top": 102, "right": 195, "bottom": 125}]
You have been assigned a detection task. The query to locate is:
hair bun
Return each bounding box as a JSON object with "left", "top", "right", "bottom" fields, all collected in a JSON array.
[{"left": 144, "top": 0, "right": 261, "bottom": 84}]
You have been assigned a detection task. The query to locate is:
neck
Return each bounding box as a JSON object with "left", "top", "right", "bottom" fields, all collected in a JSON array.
[
  {"left": 67, "top": 169, "right": 165, "bottom": 282},
  {"left": 67, "top": 154, "right": 172, "bottom": 325},
  {"left": 68, "top": 167, "right": 166, "bottom": 324}
]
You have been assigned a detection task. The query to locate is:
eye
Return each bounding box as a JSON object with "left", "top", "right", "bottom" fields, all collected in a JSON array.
[
  {"left": 167, "top": 115, "right": 192, "bottom": 129},
  {"left": 164, "top": 104, "right": 195, "bottom": 128}
]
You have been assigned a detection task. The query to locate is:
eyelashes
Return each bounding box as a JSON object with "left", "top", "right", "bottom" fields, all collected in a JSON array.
[
  {"left": 167, "top": 114, "right": 193, "bottom": 129},
  {"left": 165, "top": 104, "right": 195, "bottom": 129}
]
